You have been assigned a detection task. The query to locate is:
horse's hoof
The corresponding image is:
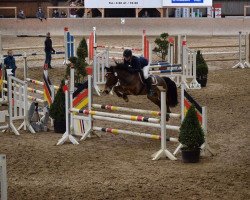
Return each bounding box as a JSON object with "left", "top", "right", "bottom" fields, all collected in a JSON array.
[{"left": 124, "top": 98, "right": 129, "bottom": 102}]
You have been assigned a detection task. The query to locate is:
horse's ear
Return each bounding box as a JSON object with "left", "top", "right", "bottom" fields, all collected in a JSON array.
[{"left": 105, "top": 66, "right": 112, "bottom": 72}]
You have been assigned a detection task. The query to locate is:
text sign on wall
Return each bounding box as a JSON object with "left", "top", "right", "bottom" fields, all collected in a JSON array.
[
  {"left": 163, "top": 0, "right": 212, "bottom": 7},
  {"left": 85, "top": 0, "right": 162, "bottom": 8}
]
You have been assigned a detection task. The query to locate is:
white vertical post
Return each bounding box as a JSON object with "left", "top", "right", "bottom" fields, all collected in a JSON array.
[
  {"left": 64, "top": 27, "right": 68, "bottom": 64},
  {"left": 0, "top": 154, "right": 7, "bottom": 200},
  {"left": 80, "top": 75, "right": 95, "bottom": 140},
  {"left": 173, "top": 83, "right": 185, "bottom": 155},
  {"left": 92, "top": 27, "right": 100, "bottom": 96},
  {"left": 244, "top": 32, "right": 250, "bottom": 68},
  {"left": 23, "top": 54, "right": 27, "bottom": 80},
  {"left": 148, "top": 43, "right": 152, "bottom": 64},
  {"left": 177, "top": 35, "right": 181, "bottom": 64},
  {"left": 57, "top": 67, "right": 79, "bottom": 145},
  {"left": 170, "top": 45, "right": 174, "bottom": 65},
  {"left": 0, "top": 31, "right": 2, "bottom": 58},
  {"left": 233, "top": 31, "right": 245, "bottom": 68},
  {"left": 152, "top": 88, "right": 177, "bottom": 161},
  {"left": 86, "top": 38, "right": 90, "bottom": 64},
  {"left": 200, "top": 106, "right": 214, "bottom": 156},
  {"left": 70, "top": 65, "right": 74, "bottom": 131}
]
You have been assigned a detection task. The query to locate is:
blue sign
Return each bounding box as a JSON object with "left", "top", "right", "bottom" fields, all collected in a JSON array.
[{"left": 172, "top": 0, "right": 204, "bottom": 3}]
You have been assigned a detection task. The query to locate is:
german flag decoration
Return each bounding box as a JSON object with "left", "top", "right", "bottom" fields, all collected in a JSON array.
[
  {"left": 72, "top": 80, "right": 89, "bottom": 136},
  {"left": 72, "top": 80, "right": 88, "bottom": 110},
  {"left": 43, "top": 64, "right": 54, "bottom": 106},
  {"left": 184, "top": 90, "right": 202, "bottom": 124}
]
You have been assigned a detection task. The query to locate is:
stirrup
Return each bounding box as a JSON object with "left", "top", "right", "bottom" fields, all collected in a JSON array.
[{"left": 148, "top": 89, "right": 154, "bottom": 97}]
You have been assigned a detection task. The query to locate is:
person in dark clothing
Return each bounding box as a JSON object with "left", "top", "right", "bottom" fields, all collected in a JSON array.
[
  {"left": 52, "top": 9, "right": 60, "bottom": 18},
  {"left": 17, "top": 10, "right": 26, "bottom": 19},
  {"left": 36, "top": 7, "right": 45, "bottom": 21},
  {"left": 4, "top": 50, "right": 17, "bottom": 76},
  {"left": 123, "top": 49, "right": 154, "bottom": 96},
  {"left": 44, "top": 32, "right": 55, "bottom": 69}
]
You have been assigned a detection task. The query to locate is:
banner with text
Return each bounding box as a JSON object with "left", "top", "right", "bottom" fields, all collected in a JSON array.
[
  {"left": 85, "top": 0, "right": 162, "bottom": 8},
  {"left": 163, "top": 0, "right": 212, "bottom": 7}
]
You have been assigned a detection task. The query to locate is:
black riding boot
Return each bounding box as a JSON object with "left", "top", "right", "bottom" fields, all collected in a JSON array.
[{"left": 145, "top": 78, "right": 154, "bottom": 97}]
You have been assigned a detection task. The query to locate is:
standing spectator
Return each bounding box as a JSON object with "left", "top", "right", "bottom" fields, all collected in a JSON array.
[
  {"left": 52, "top": 9, "right": 60, "bottom": 18},
  {"left": 142, "top": 10, "right": 150, "bottom": 18},
  {"left": 44, "top": 32, "right": 55, "bottom": 69},
  {"left": 17, "top": 10, "right": 26, "bottom": 19},
  {"left": 36, "top": 7, "right": 45, "bottom": 21},
  {"left": 69, "top": 1, "right": 77, "bottom": 18},
  {"left": 4, "top": 50, "right": 17, "bottom": 77}
]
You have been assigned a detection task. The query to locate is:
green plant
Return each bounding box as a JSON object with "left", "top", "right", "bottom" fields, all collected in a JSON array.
[
  {"left": 179, "top": 105, "right": 205, "bottom": 150},
  {"left": 49, "top": 80, "right": 66, "bottom": 122},
  {"left": 66, "top": 37, "right": 88, "bottom": 83},
  {"left": 153, "top": 33, "right": 169, "bottom": 61},
  {"left": 196, "top": 50, "right": 208, "bottom": 77}
]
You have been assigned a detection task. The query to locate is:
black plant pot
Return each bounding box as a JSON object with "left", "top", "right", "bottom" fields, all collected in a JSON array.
[
  {"left": 196, "top": 75, "right": 208, "bottom": 87},
  {"left": 54, "top": 120, "right": 66, "bottom": 133},
  {"left": 181, "top": 148, "right": 201, "bottom": 163}
]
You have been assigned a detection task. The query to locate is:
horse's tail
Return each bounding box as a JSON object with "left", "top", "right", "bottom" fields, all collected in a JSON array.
[{"left": 163, "top": 77, "right": 178, "bottom": 107}]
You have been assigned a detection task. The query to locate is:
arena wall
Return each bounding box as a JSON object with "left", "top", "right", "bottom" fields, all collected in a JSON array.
[{"left": 0, "top": 18, "right": 249, "bottom": 36}]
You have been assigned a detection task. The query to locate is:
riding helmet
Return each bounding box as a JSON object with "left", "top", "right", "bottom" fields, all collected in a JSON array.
[{"left": 123, "top": 49, "right": 132, "bottom": 58}]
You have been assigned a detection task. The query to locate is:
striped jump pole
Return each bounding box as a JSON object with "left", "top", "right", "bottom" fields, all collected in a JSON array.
[
  {"left": 93, "top": 127, "right": 178, "bottom": 142},
  {"left": 92, "top": 104, "right": 181, "bottom": 119},
  {"left": 71, "top": 108, "right": 161, "bottom": 123}
]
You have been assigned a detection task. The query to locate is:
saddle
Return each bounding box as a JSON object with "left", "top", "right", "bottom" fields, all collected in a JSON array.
[{"left": 138, "top": 71, "right": 158, "bottom": 86}]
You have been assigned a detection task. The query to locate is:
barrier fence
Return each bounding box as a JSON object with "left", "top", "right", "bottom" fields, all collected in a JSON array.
[
  {"left": 56, "top": 65, "right": 212, "bottom": 160},
  {"left": 188, "top": 32, "right": 250, "bottom": 68},
  {"left": 88, "top": 27, "right": 151, "bottom": 62}
]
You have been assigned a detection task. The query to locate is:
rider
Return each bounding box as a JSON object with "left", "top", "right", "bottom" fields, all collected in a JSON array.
[{"left": 123, "top": 49, "right": 154, "bottom": 96}]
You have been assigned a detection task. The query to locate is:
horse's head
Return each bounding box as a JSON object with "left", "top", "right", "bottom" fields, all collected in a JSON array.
[{"left": 103, "top": 66, "right": 118, "bottom": 94}]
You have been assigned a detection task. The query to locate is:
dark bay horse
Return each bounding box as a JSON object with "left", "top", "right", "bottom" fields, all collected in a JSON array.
[{"left": 103, "top": 63, "right": 178, "bottom": 120}]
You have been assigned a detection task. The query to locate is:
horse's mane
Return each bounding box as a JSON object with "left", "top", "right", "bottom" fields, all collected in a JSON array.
[{"left": 111, "top": 63, "right": 127, "bottom": 70}]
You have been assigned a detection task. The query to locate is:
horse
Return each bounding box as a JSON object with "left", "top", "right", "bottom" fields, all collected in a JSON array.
[{"left": 103, "top": 63, "right": 178, "bottom": 120}]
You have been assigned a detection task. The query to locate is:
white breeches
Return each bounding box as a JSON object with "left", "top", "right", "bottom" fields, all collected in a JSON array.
[{"left": 142, "top": 65, "right": 150, "bottom": 79}]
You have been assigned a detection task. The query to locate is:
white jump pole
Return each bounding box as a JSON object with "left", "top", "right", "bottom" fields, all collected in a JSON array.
[
  {"left": 152, "top": 87, "right": 177, "bottom": 161},
  {"left": 233, "top": 31, "right": 245, "bottom": 69},
  {"left": 0, "top": 155, "right": 7, "bottom": 200},
  {"left": 0, "top": 31, "right": 2, "bottom": 58},
  {"left": 244, "top": 33, "right": 250, "bottom": 68},
  {"left": 57, "top": 65, "right": 79, "bottom": 145}
]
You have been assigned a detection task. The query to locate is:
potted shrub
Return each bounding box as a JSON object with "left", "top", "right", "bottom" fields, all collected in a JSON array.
[
  {"left": 153, "top": 32, "right": 170, "bottom": 61},
  {"left": 196, "top": 50, "right": 208, "bottom": 87},
  {"left": 179, "top": 105, "right": 205, "bottom": 163},
  {"left": 65, "top": 37, "right": 88, "bottom": 84},
  {"left": 49, "top": 80, "right": 66, "bottom": 133}
]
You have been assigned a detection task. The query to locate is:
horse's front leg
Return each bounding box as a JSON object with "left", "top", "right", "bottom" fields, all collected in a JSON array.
[{"left": 113, "top": 86, "right": 129, "bottom": 102}]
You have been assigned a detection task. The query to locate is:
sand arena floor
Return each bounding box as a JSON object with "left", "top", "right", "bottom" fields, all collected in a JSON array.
[{"left": 0, "top": 35, "right": 250, "bottom": 200}]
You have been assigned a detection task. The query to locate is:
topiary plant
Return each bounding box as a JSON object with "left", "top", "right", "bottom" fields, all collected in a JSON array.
[
  {"left": 153, "top": 32, "right": 169, "bottom": 61},
  {"left": 196, "top": 50, "right": 208, "bottom": 87},
  {"left": 49, "top": 80, "right": 67, "bottom": 133},
  {"left": 49, "top": 80, "right": 65, "bottom": 122},
  {"left": 66, "top": 37, "right": 88, "bottom": 83},
  {"left": 179, "top": 105, "right": 205, "bottom": 151}
]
